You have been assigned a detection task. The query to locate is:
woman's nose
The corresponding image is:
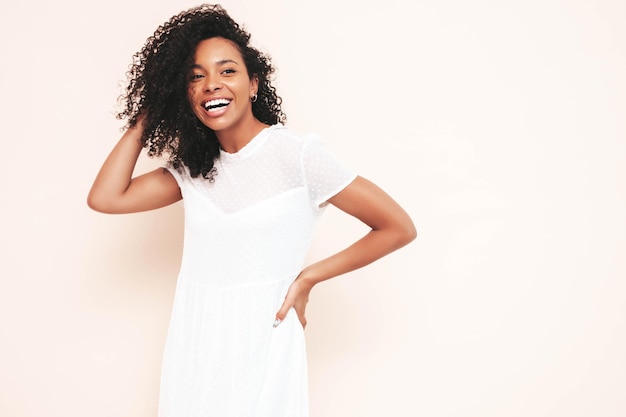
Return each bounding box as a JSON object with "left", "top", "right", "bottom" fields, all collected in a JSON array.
[{"left": 204, "top": 75, "right": 222, "bottom": 92}]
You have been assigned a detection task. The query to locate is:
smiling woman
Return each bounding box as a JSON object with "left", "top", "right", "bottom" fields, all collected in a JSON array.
[
  {"left": 87, "top": 4, "right": 415, "bottom": 417},
  {"left": 107, "top": 4, "right": 286, "bottom": 182},
  {"left": 187, "top": 37, "right": 265, "bottom": 148}
]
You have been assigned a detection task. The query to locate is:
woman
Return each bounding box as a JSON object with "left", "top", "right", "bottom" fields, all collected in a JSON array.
[{"left": 88, "top": 4, "right": 416, "bottom": 417}]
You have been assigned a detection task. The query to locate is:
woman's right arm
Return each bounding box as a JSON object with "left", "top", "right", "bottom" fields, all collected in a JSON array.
[{"left": 87, "top": 119, "right": 182, "bottom": 214}]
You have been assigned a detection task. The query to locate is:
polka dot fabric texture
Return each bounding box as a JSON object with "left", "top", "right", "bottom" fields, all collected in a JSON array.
[
  {"left": 171, "top": 124, "right": 354, "bottom": 213},
  {"left": 161, "top": 124, "right": 356, "bottom": 417}
]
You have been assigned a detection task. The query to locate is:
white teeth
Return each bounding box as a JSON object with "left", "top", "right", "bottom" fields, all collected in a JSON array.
[{"left": 204, "top": 99, "right": 231, "bottom": 110}]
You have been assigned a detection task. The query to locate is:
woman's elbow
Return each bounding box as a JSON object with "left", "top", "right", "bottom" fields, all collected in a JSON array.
[
  {"left": 386, "top": 217, "right": 417, "bottom": 250},
  {"left": 87, "top": 191, "right": 117, "bottom": 214},
  {"left": 87, "top": 193, "right": 107, "bottom": 213},
  {"left": 398, "top": 220, "right": 418, "bottom": 247}
]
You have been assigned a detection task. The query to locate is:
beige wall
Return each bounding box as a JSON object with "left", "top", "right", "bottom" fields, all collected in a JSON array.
[{"left": 1, "top": 0, "right": 625, "bottom": 416}]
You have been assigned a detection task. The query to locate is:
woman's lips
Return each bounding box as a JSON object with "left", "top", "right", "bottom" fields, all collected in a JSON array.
[{"left": 203, "top": 98, "right": 232, "bottom": 116}]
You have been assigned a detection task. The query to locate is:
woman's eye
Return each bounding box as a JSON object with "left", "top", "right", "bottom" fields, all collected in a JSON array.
[
  {"left": 222, "top": 69, "right": 236, "bottom": 75},
  {"left": 190, "top": 74, "right": 204, "bottom": 81}
]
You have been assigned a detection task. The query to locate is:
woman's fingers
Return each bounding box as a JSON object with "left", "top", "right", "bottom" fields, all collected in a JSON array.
[
  {"left": 274, "top": 302, "right": 307, "bottom": 329},
  {"left": 274, "top": 298, "right": 291, "bottom": 327},
  {"left": 274, "top": 278, "right": 311, "bottom": 329}
]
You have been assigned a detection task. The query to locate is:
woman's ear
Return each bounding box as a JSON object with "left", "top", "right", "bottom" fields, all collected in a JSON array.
[{"left": 250, "top": 74, "right": 259, "bottom": 96}]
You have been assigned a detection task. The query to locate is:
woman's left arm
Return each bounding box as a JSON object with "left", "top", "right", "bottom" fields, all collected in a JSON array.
[{"left": 275, "top": 176, "right": 417, "bottom": 328}]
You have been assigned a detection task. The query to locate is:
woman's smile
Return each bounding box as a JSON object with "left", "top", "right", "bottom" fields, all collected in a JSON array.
[{"left": 202, "top": 97, "right": 233, "bottom": 116}]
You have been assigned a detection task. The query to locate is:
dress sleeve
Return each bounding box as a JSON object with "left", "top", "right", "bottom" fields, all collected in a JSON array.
[
  {"left": 301, "top": 134, "right": 357, "bottom": 208},
  {"left": 165, "top": 164, "right": 186, "bottom": 189}
]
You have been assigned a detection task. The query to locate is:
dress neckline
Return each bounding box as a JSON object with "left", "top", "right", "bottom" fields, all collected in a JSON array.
[{"left": 219, "top": 124, "right": 282, "bottom": 161}]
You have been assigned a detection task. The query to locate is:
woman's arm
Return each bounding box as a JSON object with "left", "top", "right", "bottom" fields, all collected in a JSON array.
[
  {"left": 275, "top": 176, "right": 416, "bottom": 328},
  {"left": 87, "top": 120, "right": 182, "bottom": 214}
]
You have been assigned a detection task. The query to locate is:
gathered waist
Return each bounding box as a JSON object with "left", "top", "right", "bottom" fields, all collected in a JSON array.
[{"left": 176, "top": 273, "right": 297, "bottom": 291}]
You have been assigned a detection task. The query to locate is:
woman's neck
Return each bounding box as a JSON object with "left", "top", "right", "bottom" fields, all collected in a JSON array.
[{"left": 216, "top": 118, "right": 269, "bottom": 153}]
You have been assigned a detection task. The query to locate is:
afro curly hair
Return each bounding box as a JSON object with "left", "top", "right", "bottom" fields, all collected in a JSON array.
[{"left": 117, "top": 4, "right": 286, "bottom": 179}]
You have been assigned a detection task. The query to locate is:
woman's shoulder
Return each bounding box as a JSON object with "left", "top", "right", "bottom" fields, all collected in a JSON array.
[
  {"left": 267, "top": 124, "right": 323, "bottom": 151},
  {"left": 164, "top": 162, "right": 192, "bottom": 184},
  {"left": 268, "top": 123, "right": 303, "bottom": 141}
]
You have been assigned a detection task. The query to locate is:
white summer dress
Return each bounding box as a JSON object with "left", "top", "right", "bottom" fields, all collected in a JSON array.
[{"left": 159, "top": 124, "right": 356, "bottom": 417}]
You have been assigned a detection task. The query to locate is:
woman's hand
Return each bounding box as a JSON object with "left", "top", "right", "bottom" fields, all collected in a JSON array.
[{"left": 274, "top": 273, "right": 315, "bottom": 329}]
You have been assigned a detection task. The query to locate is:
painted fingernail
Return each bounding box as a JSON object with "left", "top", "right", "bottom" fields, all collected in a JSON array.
[{"left": 273, "top": 319, "right": 282, "bottom": 328}]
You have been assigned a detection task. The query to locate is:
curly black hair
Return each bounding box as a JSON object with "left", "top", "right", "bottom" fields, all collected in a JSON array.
[{"left": 117, "top": 4, "right": 286, "bottom": 178}]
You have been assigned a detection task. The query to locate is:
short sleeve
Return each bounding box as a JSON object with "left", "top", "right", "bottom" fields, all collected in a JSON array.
[
  {"left": 165, "top": 164, "right": 187, "bottom": 189},
  {"left": 301, "top": 134, "right": 357, "bottom": 208}
]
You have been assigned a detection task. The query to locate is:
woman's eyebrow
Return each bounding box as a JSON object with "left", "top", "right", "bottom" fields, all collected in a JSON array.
[
  {"left": 216, "top": 59, "right": 240, "bottom": 66},
  {"left": 192, "top": 59, "right": 240, "bottom": 69}
]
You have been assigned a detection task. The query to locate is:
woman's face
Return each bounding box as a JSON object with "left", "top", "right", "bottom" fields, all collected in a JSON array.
[{"left": 187, "top": 37, "right": 258, "bottom": 135}]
